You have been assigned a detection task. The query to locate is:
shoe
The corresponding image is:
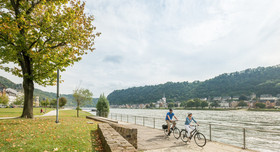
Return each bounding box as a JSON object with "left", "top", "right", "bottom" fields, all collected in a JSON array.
[{"left": 168, "top": 131, "right": 171, "bottom": 136}]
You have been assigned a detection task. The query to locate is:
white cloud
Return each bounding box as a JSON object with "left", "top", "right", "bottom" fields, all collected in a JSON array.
[{"left": 1, "top": 0, "right": 280, "bottom": 97}]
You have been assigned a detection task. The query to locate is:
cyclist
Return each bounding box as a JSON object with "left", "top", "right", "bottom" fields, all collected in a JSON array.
[
  {"left": 185, "top": 112, "right": 199, "bottom": 140},
  {"left": 165, "top": 109, "right": 178, "bottom": 136}
]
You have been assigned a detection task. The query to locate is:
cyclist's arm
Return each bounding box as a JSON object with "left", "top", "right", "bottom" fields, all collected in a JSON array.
[
  {"left": 167, "top": 115, "right": 171, "bottom": 121},
  {"left": 174, "top": 115, "right": 178, "bottom": 120},
  {"left": 192, "top": 117, "right": 199, "bottom": 126}
]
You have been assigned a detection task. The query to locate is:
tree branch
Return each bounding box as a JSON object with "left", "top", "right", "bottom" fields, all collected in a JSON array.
[
  {"left": 0, "top": 32, "right": 16, "bottom": 47},
  {"left": 26, "top": 0, "right": 42, "bottom": 15},
  {"left": 49, "top": 42, "right": 66, "bottom": 49}
]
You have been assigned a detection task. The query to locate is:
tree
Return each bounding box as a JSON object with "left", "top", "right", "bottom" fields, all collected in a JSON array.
[
  {"left": 0, "top": 1, "right": 100, "bottom": 118},
  {"left": 96, "top": 94, "right": 110, "bottom": 117},
  {"left": 168, "top": 102, "right": 174, "bottom": 109},
  {"left": 201, "top": 101, "right": 209, "bottom": 109},
  {"left": 239, "top": 95, "right": 248, "bottom": 101},
  {"left": 193, "top": 98, "right": 201, "bottom": 109},
  {"left": 13, "top": 95, "right": 24, "bottom": 105},
  {"left": 40, "top": 99, "right": 49, "bottom": 112},
  {"left": 73, "top": 88, "right": 93, "bottom": 117},
  {"left": 0, "top": 94, "right": 9, "bottom": 105},
  {"left": 59, "top": 97, "right": 67, "bottom": 108},
  {"left": 238, "top": 101, "right": 248, "bottom": 107},
  {"left": 210, "top": 100, "right": 219, "bottom": 108},
  {"left": 50, "top": 99, "right": 56, "bottom": 108},
  {"left": 186, "top": 100, "right": 195, "bottom": 108},
  {"left": 255, "top": 102, "right": 266, "bottom": 108}
]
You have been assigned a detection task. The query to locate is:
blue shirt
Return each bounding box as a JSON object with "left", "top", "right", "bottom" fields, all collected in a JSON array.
[
  {"left": 165, "top": 112, "right": 174, "bottom": 120},
  {"left": 185, "top": 117, "right": 197, "bottom": 125}
]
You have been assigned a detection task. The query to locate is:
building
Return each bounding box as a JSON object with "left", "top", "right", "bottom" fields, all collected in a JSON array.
[
  {"left": 33, "top": 96, "right": 40, "bottom": 107},
  {"left": 213, "top": 97, "right": 222, "bottom": 101},
  {"left": 230, "top": 101, "right": 239, "bottom": 107},
  {"left": 220, "top": 101, "right": 230, "bottom": 108}
]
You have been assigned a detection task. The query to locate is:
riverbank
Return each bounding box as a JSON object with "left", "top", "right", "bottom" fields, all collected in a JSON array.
[{"left": 0, "top": 110, "right": 103, "bottom": 151}]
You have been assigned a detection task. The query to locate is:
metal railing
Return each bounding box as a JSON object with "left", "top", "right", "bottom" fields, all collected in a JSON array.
[{"left": 94, "top": 112, "right": 280, "bottom": 151}]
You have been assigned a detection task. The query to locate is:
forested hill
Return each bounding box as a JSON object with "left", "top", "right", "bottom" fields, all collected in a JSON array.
[{"left": 107, "top": 65, "right": 280, "bottom": 105}]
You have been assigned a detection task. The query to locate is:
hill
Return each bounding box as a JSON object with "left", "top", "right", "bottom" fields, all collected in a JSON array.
[
  {"left": 0, "top": 76, "right": 97, "bottom": 107},
  {"left": 107, "top": 65, "right": 280, "bottom": 105}
]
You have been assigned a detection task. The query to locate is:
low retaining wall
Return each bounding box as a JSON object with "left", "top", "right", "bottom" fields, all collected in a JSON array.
[
  {"left": 87, "top": 115, "right": 138, "bottom": 149},
  {"left": 109, "top": 123, "right": 138, "bottom": 149},
  {"left": 86, "top": 116, "right": 118, "bottom": 123},
  {"left": 98, "top": 123, "right": 137, "bottom": 152}
]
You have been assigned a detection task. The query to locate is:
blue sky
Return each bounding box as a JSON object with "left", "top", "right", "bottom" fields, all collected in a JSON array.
[{"left": 1, "top": 0, "right": 280, "bottom": 97}]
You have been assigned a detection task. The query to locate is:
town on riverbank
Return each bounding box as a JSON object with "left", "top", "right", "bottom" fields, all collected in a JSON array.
[{"left": 111, "top": 93, "right": 280, "bottom": 111}]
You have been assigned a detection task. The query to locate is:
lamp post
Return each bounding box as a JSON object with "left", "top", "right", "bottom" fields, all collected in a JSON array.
[{"left": 56, "top": 69, "right": 59, "bottom": 123}]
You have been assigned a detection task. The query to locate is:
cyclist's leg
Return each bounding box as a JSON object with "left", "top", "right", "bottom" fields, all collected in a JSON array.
[
  {"left": 185, "top": 125, "right": 191, "bottom": 137},
  {"left": 166, "top": 120, "right": 171, "bottom": 132},
  {"left": 172, "top": 120, "right": 176, "bottom": 129}
]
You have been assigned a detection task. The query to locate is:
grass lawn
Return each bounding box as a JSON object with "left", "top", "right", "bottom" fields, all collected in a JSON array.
[
  {"left": 0, "top": 108, "right": 55, "bottom": 117},
  {"left": 0, "top": 110, "right": 103, "bottom": 152}
]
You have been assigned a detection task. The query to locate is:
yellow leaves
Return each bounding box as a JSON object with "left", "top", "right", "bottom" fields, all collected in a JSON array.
[{"left": 5, "top": 138, "right": 13, "bottom": 142}]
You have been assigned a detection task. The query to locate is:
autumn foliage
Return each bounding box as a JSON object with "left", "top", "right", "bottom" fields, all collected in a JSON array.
[{"left": 0, "top": 0, "right": 99, "bottom": 118}]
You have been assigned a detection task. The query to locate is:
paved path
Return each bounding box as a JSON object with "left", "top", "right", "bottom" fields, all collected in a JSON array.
[
  {"left": 0, "top": 108, "right": 72, "bottom": 119},
  {"left": 42, "top": 108, "right": 72, "bottom": 116},
  {"left": 118, "top": 122, "right": 256, "bottom": 152}
]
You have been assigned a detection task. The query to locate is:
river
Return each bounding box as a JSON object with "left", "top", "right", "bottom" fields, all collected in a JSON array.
[{"left": 87, "top": 108, "right": 280, "bottom": 152}]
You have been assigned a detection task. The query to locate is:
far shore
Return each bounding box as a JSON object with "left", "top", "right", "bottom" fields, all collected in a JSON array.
[{"left": 109, "top": 107, "right": 280, "bottom": 112}]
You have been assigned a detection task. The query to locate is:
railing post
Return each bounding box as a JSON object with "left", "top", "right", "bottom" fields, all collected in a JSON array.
[
  {"left": 111, "top": 113, "right": 112, "bottom": 119},
  {"left": 135, "top": 116, "right": 136, "bottom": 124},
  {"left": 121, "top": 114, "right": 123, "bottom": 121},
  {"left": 127, "top": 115, "right": 128, "bottom": 122},
  {"left": 143, "top": 117, "right": 145, "bottom": 126},
  {"left": 153, "top": 118, "right": 155, "bottom": 128},
  {"left": 209, "top": 124, "right": 212, "bottom": 141},
  {"left": 243, "top": 128, "right": 246, "bottom": 149}
]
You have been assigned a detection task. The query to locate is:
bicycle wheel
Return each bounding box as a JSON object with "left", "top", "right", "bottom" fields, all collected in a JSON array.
[
  {"left": 180, "top": 130, "right": 189, "bottom": 142},
  {"left": 173, "top": 127, "right": 180, "bottom": 139},
  {"left": 164, "top": 129, "right": 169, "bottom": 136},
  {"left": 194, "top": 133, "right": 206, "bottom": 147}
]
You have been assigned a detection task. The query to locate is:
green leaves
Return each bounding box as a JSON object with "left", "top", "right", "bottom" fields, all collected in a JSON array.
[
  {"left": 96, "top": 94, "right": 110, "bottom": 117},
  {"left": 73, "top": 88, "right": 93, "bottom": 106},
  {"left": 0, "top": 0, "right": 100, "bottom": 86}
]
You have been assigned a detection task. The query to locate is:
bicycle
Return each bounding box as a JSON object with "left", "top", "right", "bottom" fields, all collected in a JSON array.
[
  {"left": 162, "top": 120, "right": 181, "bottom": 139},
  {"left": 180, "top": 125, "right": 206, "bottom": 147}
]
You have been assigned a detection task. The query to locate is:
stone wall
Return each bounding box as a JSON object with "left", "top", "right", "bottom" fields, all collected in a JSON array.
[
  {"left": 98, "top": 123, "right": 137, "bottom": 152},
  {"left": 86, "top": 116, "right": 118, "bottom": 123},
  {"left": 87, "top": 116, "right": 138, "bottom": 149},
  {"left": 109, "top": 123, "right": 138, "bottom": 149}
]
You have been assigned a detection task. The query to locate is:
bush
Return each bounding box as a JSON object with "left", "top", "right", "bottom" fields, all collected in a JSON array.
[
  {"left": 96, "top": 94, "right": 110, "bottom": 117},
  {"left": 256, "top": 102, "right": 266, "bottom": 108}
]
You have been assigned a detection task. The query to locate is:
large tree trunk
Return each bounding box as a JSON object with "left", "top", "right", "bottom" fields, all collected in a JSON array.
[{"left": 21, "top": 76, "right": 34, "bottom": 118}]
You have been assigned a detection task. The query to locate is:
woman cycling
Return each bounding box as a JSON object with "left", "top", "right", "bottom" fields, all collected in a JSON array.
[{"left": 185, "top": 112, "right": 199, "bottom": 140}]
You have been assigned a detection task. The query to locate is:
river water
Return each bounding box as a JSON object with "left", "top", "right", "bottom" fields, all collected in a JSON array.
[{"left": 88, "top": 108, "right": 280, "bottom": 152}]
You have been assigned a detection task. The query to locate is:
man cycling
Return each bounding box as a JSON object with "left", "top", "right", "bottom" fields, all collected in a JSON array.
[{"left": 165, "top": 109, "right": 178, "bottom": 136}]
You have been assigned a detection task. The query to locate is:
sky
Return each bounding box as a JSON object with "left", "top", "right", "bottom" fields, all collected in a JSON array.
[{"left": 1, "top": 0, "right": 280, "bottom": 97}]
